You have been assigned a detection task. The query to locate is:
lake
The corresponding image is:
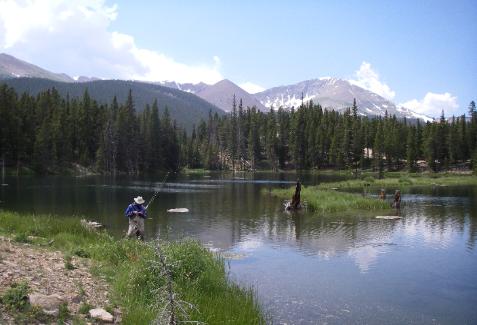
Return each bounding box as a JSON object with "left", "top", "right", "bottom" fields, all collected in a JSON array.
[{"left": 1, "top": 173, "right": 476, "bottom": 324}]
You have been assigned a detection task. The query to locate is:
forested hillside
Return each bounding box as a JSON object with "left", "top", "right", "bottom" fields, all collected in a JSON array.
[
  {"left": 0, "top": 85, "right": 182, "bottom": 174},
  {"left": 0, "top": 78, "right": 224, "bottom": 131},
  {"left": 1, "top": 85, "right": 476, "bottom": 175}
]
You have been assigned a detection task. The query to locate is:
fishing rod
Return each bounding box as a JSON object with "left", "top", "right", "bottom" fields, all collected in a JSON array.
[{"left": 145, "top": 172, "right": 170, "bottom": 210}]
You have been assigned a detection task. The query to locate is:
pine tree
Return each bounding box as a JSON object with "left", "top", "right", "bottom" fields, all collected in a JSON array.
[
  {"left": 406, "top": 126, "right": 418, "bottom": 172},
  {"left": 373, "top": 120, "right": 385, "bottom": 178}
]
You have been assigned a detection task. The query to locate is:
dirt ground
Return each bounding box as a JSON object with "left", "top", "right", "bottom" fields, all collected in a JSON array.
[{"left": 0, "top": 236, "right": 119, "bottom": 323}]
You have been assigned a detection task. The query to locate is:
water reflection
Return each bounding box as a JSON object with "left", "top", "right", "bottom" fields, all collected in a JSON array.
[{"left": 1, "top": 174, "right": 476, "bottom": 324}]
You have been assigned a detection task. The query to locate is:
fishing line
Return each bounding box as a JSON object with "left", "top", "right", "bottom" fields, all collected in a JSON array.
[{"left": 145, "top": 172, "right": 170, "bottom": 210}]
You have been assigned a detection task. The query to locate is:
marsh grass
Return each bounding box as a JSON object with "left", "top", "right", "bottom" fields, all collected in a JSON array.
[
  {"left": 270, "top": 187, "right": 389, "bottom": 213},
  {"left": 269, "top": 173, "right": 476, "bottom": 213},
  {"left": 0, "top": 211, "right": 265, "bottom": 325}
]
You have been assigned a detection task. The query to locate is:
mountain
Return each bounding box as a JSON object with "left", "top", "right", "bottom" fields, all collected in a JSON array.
[
  {"left": 254, "top": 78, "right": 433, "bottom": 121},
  {"left": 0, "top": 53, "right": 74, "bottom": 82},
  {"left": 158, "top": 81, "right": 209, "bottom": 94},
  {"left": 161, "top": 79, "right": 267, "bottom": 112},
  {"left": 0, "top": 78, "right": 224, "bottom": 131},
  {"left": 0, "top": 53, "right": 432, "bottom": 121},
  {"left": 75, "top": 76, "right": 100, "bottom": 82},
  {"left": 194, "top": 79, "right": 266, "bottom": 112}
]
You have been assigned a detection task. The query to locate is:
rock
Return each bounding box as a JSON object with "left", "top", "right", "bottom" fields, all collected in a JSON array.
[
  {"left": 89, "top": 308, "right": 114, "bottom": 322},
  {"left": 81, "top": 219, "right": 104, "bottom": 231},
  {"left": 29, "top": 293, "right": 64, "bottom": 316},
  {"left": 375, "top": 216, "right": 402, "bottom": 220},
  {"left": 167, "top": 208, "right": 189, "bottom": 213}
]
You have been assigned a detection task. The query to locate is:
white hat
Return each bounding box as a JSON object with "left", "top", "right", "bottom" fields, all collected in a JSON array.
[{"left": 134, "top": 196, "right": 145, "bottom": 204}]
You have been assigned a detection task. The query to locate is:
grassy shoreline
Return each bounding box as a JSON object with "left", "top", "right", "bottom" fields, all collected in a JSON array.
[
  {"left": 0, "top": 211, "right": 265, "bottom": 324},
  {"left": 317, "top": 173, "right": 477, "bottom": 191},
  {"left": 268, "top": 173, "right": 476, "bottom": 213}
]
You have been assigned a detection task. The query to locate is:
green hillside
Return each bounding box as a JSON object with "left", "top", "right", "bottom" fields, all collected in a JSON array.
[{"left": 0, "top": 78, "right": 224, "bottom": 130}]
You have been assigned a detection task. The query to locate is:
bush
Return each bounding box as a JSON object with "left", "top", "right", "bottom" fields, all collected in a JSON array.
[
  {"left": 1, "top": 281, "right": 30, "bottom": 311},
  {"left": 73, "top": 248, "right": 91, "bottom": 258},
  {"left": 64, "top": 254, "right": 75, "bottom": 270},
  {"left": 363, "top": 176, "right": 375, "bottom": 183},
  {"left": 13, "top": 233, "right": 31, "bottom": 244}
]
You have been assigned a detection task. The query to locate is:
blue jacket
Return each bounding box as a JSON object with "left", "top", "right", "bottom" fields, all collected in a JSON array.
[{"left": 125, "top": 203, "right": 147, "bottom": 219}]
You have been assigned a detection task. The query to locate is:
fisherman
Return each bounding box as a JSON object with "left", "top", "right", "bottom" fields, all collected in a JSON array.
[
  {"left": 125, "top": 196, "right": 148, "bottom": 240},
  {"left": 392, "top": 190, "right": 401, "bottom": 210},
  {"left": 379, "top": 189, "right": 386, "bottom": 200}
]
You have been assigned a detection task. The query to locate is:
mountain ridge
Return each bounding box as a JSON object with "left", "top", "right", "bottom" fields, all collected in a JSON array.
[
  {"left": 0, "top": 78, "right": 224, "bottom": 131},
  {"left": 254, "top": 77, "right": 433, "bottom": 121},
  {"left": 0, "top": 52, "right": 432, "bottom": 121}
]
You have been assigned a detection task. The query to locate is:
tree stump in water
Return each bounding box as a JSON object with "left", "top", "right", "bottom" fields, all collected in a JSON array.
[{"left": 288, "top": 181, "right": 302, "bottom": 210}]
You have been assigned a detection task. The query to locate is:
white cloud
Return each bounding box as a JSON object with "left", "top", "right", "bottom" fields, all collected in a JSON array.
[
  {"left": 349, "top": 61, "right": 396, "bottom": 100},
  {"left": 0, "top": 0, "right": 223, "bottom": 84},
  {"left": 239, "top": 82, "right": 265, "bottom": 94},
  {"left": 399, "top": 92, "right": 459, "bottom": 117}
]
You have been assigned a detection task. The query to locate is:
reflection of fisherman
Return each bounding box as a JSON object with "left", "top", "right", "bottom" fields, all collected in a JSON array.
[
  {"left": 125, "top": 196, "right": 148, "bottom": 240},
  {"left": 379, "top": 189, "right": 386, "bottom": 200},
  {"left": 392, "top": 190, "right": 401, "bottom": 209},
  {"left": 289, "top": 179, "right": 302, "bottom": 210}
]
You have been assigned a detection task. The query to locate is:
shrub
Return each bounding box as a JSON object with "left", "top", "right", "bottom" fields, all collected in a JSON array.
[
  {"left": 1, "top": 281, "right": 30, "bottom": 311},
  {"left": 73, "top": 248, "right": 91, "bottom": 258},
  {"left": 363, "top": 176, "right": 375, "bottom": 183},
  {"left": 64, "top": 254, "right": 75, "bottom": 270},
  {"left": 13, "top": 233, "right": 31, "bottom": 244}
]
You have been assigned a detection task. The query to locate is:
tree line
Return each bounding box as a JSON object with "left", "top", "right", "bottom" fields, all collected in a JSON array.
[
  {"left": 0, "top": 85, "right": 180, "bottom": 174},
  {"left": 1, "top": 84, "right": 476, "bottom": 175},
  {"left": 185, "top": 96, "right": 477, "bottom": 175}
]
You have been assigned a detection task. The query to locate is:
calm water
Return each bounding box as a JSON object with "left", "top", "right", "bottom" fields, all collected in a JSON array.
[{"left": 1, "top": 173, "right": 476, "bottom": 324}]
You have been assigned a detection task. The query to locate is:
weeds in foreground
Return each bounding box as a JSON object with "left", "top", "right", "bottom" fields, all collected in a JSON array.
[
  {"left": 64, "top": 254, "right": 75, "bottom": 270},
  {"left": 0, "top": 281, "right": 30, "bottom": 311},
  {"left": 58, "top": 302, "right": 70, "bottom": 323},
  {"left": 13, "top": 232, "right": 31, "bottom": 244},
  {"left": 0, "top": 211, "right": 265, "bottom": 325}
]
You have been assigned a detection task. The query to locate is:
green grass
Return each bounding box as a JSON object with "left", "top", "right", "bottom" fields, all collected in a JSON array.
[
  {"left": 318, "top": 173, "right": 477, "bottom": 191},
  {"left": 0, "top": 211, "right": 265, "bottom": 325},
  {"left": 268, "top": 172, "right": 476, "bottom": 213},
  {"left": 179, "top": 168, "right": 211, "bottom": 175},
  {"left": 0, "top": 281, "right": 30, "bottom": 311},
  {"left": 269, "top": 186, "right": 389, "bottom": 213}
]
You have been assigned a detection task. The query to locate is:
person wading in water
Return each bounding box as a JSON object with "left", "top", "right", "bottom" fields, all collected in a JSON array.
[
  {"left": 392, "top": 190, "right": 401, "bottom": 212},
  {"left": 125, "top": 196, "right": 148, "bottom": 240}
]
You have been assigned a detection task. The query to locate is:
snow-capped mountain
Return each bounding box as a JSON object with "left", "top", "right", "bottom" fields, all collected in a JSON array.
[
  {"left": 254, "top": 77, "right": 433, "bottom": 121},
  {"left": 0, "top": 52, "right": 433, "bottom": 121}
]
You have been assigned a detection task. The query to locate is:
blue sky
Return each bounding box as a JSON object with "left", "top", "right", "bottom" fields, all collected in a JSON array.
[{"left": 0, "top": 0, "right": 475, "bottom": 116}]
